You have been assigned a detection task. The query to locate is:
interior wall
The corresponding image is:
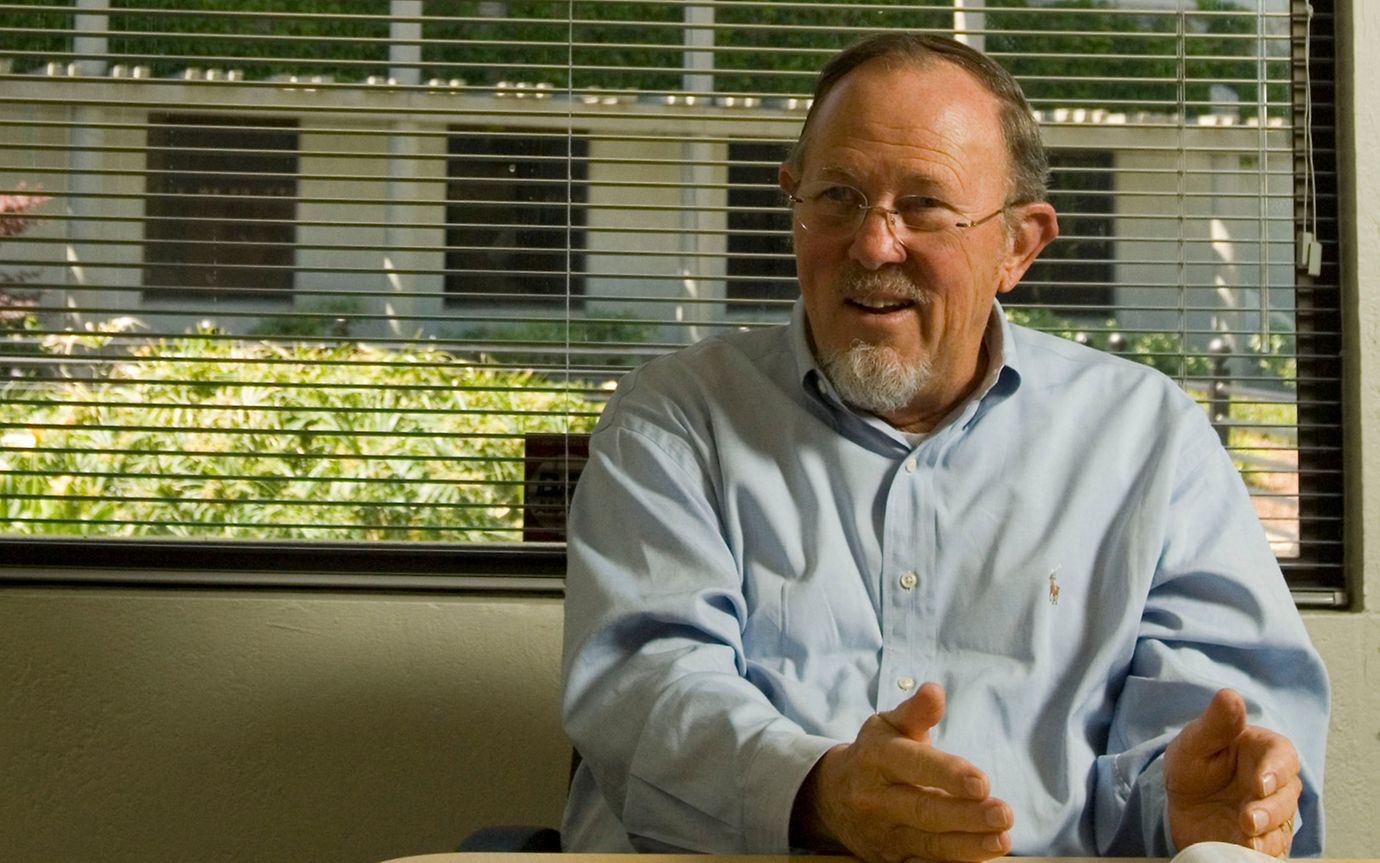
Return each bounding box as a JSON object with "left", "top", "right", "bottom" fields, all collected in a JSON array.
[
  {"left": 0, "top": 592, "right": 570, "bottom": 863},
  {"left": 1, "top": 590, "right": 1376, "bottom": 863}
]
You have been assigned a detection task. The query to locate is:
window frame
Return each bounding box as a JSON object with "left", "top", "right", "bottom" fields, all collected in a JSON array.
[{"left": 0, "top": 1, "right": 1348, "bottom": 606}]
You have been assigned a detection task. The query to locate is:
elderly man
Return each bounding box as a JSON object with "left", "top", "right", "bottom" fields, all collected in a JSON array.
[{"left": 559, "top": 33, "right": 1328, "bottom": 862}]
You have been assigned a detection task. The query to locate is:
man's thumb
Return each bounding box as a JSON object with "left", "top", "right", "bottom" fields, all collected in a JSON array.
[
  {"left": 1176, "top": 688, "right": 1248, "bottom": 759},
  {"left": 880, "top": 681, "right": 946, "bottom": 741}
]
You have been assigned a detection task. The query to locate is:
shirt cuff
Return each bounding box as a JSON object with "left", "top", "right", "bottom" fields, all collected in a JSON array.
[{"left": 742, "top": 731, "right": 840, "bottom": 853}]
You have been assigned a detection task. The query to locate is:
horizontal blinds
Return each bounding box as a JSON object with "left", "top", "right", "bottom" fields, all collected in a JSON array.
[{"left": 0, "top": 0, "right": 1343, "bottom": 594}]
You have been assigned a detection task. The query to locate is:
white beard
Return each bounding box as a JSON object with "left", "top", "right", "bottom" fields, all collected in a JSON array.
[
  {"left": 816, "top": 265, "right": 934, "bottom": 416},
  {"left": 820, "top": 340, "right": 933, "bottom": 417}
]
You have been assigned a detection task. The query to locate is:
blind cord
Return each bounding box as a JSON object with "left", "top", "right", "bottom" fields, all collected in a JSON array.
[{"left": 1299, "top": 0, "right": 1321, "bottom": 276}]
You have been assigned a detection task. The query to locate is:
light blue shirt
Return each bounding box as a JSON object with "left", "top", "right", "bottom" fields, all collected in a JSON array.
[{"left": 561, "top": 302, "right": 1328, "bottom": 856}]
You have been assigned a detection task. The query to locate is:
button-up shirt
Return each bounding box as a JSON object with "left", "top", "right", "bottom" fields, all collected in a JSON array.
[{"left": 560, "top": 301, "right": 1329, "bottom": 856}]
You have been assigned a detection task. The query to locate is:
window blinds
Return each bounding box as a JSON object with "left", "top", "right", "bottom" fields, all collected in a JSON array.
[{"left": 0, "top": 0, "right": 1344, "bottom": 600}]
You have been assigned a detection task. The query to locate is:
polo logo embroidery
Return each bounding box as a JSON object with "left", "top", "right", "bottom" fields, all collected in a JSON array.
[{"left": 1047, "top": 565, "right": 1061, "bottom": 605}]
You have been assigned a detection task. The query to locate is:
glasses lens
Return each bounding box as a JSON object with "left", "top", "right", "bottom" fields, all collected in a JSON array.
[
  {"left": 790, "top": 184, "right": 995, "bottom": 236},
  {"left": 795, "top": 183, "right": 865, "bottom": 237},
  {"left": 894, "top": 201, "right": 955, "bottom": 233}
]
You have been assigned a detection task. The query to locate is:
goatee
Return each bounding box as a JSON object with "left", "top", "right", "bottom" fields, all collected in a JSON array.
[{"left": 817, "top": 267, "right": 933, "bottom": 416}]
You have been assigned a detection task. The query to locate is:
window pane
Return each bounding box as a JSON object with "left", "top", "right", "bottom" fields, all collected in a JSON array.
[
  {"left": 143, "top": 115, "right": 299, "bottom": 299},
  {"left": 0, "top": 0, "right": 1343, "bottom": 593}
]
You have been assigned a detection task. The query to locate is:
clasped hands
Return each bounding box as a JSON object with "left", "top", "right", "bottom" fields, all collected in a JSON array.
[{"left": 791, "top": 683, "right": 1301, "bottom": 863}]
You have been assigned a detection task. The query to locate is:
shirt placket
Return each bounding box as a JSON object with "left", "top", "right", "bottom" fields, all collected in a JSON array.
[{"left": 876, "top": 440, "right": 938, "bottom": 711}]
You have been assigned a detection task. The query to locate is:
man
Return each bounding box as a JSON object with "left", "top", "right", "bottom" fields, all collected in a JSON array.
[{"left": 560, "top": 33, "right": 1329, "bottom": 861}]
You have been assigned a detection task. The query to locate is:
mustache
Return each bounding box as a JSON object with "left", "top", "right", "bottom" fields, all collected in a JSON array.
[{"left": 833, "top": 266, "right": 931, "bottom": 305}]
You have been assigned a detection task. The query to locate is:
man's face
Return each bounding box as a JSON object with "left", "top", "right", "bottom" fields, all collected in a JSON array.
[{"left": 780, "top": 59, "right": 1051, "bottom": 424}]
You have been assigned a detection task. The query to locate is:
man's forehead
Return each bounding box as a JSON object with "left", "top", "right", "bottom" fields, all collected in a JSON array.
[
  {"left": 831, "top": 56, "right": 998, "bottom": 117},
  {"left": 811, "top": 163, "right": 953, "bottom": 191},
  {"left": 799, "top": 58, "right": 1005, "bottom": 177}
]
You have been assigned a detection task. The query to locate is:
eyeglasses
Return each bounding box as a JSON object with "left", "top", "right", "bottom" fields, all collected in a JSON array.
[{"left": 787, "top": 181, "right": 1010, "bottom": 240}]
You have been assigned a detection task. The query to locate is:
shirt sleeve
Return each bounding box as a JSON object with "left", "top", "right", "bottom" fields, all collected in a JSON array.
[
  {"left": 1092, "top": 406, "right": 1330, "bottom": 857},
  {"left": 560, "top": 410, "right": 838, "bottom": 853}
]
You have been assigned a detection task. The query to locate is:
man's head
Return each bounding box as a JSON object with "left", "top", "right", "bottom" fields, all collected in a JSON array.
[
  {"left": 785, "top": 33, "right": 1049, "bottom": 207},
  {"left": 779, "top": 33, "right": 1059, "bottom": 430}
]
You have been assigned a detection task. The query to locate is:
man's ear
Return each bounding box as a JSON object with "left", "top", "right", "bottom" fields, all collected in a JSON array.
[
  {"left": 779, "top": 163, "right": 798, "bottom": 196},
  {"left": 997, "top": 202, "right": 1059, "bottom": 295}
]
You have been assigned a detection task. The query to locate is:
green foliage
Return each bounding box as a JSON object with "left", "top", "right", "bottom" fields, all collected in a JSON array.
[
  {"left": 1249, "top": 332, "right": 1297, "bottom": 383},
  {"left": 1004, "top": 305, "right": 1214, "bottom": 379},
  {"left": 245, "top": 299, "right": 366, "bottom": 339},
  {"left": 423, "top": 0, "right": 686, "bottom": 92},
  {"left": 1006, "top": 304, "right": 1297, "bottom": 399},
  {"left": 712, "top": 1, "right": 950, "bottom": 96},
  {"left": 1, "top": 0, "right": 1282, "bottom": 109},
  {"left": 0, "top": 0, "right": 74, "bottom": 73},
  {"left": 1, "top": 183, "right": 49, "bottom": 370},
  {"left": 986, "top": 0, "right": 1286, "bottom": 118},
  {"left": 106, "top": 0, "right": 391, "bottom": 81},
  {"left": 0, "top": 321, "right": 600, "bottom": 540},
  {"left": 449, "top": 313, "right": 657, "bottom": 369}
]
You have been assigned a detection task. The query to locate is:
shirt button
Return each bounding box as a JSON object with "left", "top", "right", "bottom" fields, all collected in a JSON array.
[
  {"left": 904, "top": 458, "right": 917, "bottom": 473},
  {"left": 897, "top": 676, "right": 916, "bottom": 692},
  {"left": 899, "top": 571, "right": 918, "bottom": 590}
]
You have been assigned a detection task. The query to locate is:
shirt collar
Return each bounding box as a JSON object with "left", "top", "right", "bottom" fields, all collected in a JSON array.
[{"left": 792, "top": 298, "right": 1022, "bottom": 434}]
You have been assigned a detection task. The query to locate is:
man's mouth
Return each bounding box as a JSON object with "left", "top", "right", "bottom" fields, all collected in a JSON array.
[{"left": 846, "top": 295, "right": 916, "bottom": 314}]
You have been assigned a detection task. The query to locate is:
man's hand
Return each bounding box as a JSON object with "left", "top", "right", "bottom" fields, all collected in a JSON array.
[
  {"left": 1165, "top": 688, "right": 1302, "bottom": 857},
  {"left": 791, "top": 682, "right": 1012, "bottom": 863}
]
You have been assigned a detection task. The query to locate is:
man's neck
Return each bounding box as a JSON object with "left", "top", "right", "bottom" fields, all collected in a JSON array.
[{"left": 880, "top": 342, "right": 990, "bottom": 434}]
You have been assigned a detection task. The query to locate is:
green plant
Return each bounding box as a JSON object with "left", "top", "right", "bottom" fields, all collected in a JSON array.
[
  {"left": 1, "top": 182, "right": 50, "bottom": 377},
  {"left": 1, "top": 323, "right": 600, "bottom": 540},
  {"left": 986, "top": 0, "right": 1285, "bottom": 120},
  {"left": 107, "top": 0, "right": 391, "bottom": 82},
  {"left": 1003, "top": 305, "right": 1214, "bottom": 379},
  {"left": 450, "top": 313, "right": 657, "bottom": 370},
  {"left": 1, "top": 181, "right": 48, "bottom": 314},
  {"left": 245, "top": 299, "right": 366, "bottom": 339}
]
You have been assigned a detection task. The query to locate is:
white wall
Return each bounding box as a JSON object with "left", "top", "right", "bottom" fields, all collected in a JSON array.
[
  {"left": 1, "top": 6, "right": 1376, "bottom": 863},
  {"left": 0, "top": 592, "right": 570, "bottom": 863}
]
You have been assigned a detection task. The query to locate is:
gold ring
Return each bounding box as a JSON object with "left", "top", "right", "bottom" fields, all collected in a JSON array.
[{"left": 1282, "top": 816, "right": 1294, "bottom": 836}]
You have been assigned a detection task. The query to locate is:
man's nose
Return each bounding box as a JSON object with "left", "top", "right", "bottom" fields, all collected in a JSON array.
[{"left": 849, "top": 206, "right": 908, "bottom": 270}]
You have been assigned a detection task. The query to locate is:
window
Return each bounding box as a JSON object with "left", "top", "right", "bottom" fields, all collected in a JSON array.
[
  {"left": 1010, "top": 149, "right": 1114, "bottom": 316},
  {"left": 143, "top": 115, "right": 300, "bottom": 299},
  {"left": 445, "top": 128, "right": 588, "bottom": 303},
  {"left": 725, "top": 141, "right": 795, "bottom": 312},
  {"left": 0, "top": 1, "right": 1344, "bottom": 601}
]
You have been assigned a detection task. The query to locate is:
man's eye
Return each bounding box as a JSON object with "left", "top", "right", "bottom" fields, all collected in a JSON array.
[
  {"left": 817, "top": 186, "right": 864, "bottom": 207},
  {"left": 897, "top": 196, "right": 946, "bottom": 215}
]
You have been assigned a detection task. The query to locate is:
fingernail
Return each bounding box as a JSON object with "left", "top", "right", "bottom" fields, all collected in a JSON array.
[
  {"left": 984, "top": 834, "right": 1005, "bottom": 852},
  {"left": 1261, "top": 772, "right": 1277, "bottom": 796},
  {"left": 1252, "top": 809, "right": 1269, "bottom": 833},
  {"left": 986, "top": 806, "right": 1008, "bottom": 829},
  {"left": 965, "top": 776, "right": 985, "bottom": 798}
]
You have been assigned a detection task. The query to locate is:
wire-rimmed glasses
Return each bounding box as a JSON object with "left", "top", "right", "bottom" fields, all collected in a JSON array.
[{"left": 787, "top": 181, "right": 1010, "bottom": 240}]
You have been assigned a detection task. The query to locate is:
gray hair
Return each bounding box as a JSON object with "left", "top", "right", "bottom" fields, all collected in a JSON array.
[{"left": 785, "top": 32, "right": 1049, "bottom": 205}]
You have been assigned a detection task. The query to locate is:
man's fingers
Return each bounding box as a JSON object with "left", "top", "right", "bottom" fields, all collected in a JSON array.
[
  {"left": 1236, "top": 726, "right": 1302, "bottom": 799},
  {"left": 1241, "top": 774, "right": 1302, "bottom": 839},
  {"left": 872, "top": 683, "right": 989, "bottom": 799},
  {"left": 1247, "top": 795, "right": 1299, "bottom": 860},
  {"left": 872, "top": 734, "right": 991, "bottom": 799},
  {"left": 874, "top": 784, "right": 1012, "bottom": 835},
  {"left": 881, "top": 681, "right": 946, "bottom": 741},
  {"left": 889, "top": 822, "right": 1013, "bottom": 863}
]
